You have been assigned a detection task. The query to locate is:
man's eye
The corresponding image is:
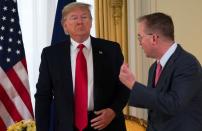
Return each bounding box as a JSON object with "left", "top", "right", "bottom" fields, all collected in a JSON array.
[
  {"left": 81, "top": 16, "right": 87, "bottom": 19},
  {"left": 71, "top": 17, "right": 78, "bottom": 20}
]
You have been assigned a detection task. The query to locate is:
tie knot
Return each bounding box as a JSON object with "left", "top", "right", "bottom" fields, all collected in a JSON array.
[
  {"left": 77, "top": 44, "right": 85, "bottom": 50},
  {"left": 157, "top": 62, "right": 162, "bottom": 70}
]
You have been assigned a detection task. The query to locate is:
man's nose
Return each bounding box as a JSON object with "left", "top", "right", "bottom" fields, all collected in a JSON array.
[
  {"left": 76, "top": 17, "right": 85, "bottom": 23},
  {"left": 139, "top": 41, "right": 142, "bottom": 46}
]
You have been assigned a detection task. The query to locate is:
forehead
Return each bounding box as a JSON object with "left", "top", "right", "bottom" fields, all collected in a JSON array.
[{"left": 138, "top": 22, "right": 146, "bottom": 33}]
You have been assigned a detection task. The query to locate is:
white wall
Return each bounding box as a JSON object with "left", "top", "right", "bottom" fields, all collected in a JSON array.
[{"left": 156, "top": 0, "right": 202, "bottom": 63}]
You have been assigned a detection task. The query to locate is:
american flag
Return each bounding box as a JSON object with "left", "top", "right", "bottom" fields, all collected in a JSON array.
[{"left": 0, "top": 0, "right": 34, "bottom": 130}]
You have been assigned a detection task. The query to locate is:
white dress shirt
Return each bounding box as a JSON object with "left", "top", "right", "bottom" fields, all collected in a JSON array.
[{"left": 70, "top": 37, "right": 94, "bottom": 111}]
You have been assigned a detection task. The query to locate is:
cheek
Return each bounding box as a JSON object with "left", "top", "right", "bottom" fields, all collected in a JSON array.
[
  {"left": 89, "top": 22, "right": 92, "bottom": 28},
  {"left": 63, "top": 23, "right": 68, "bottom": 30},
  {"left": 86, "top": 21, "right": 92, "bottom": 29},
  {"left": 64, "top": 22, "right": 73, "bottom": 29},
  {"left": 142, "top": 43, "right": 149, "bottom": 52}
]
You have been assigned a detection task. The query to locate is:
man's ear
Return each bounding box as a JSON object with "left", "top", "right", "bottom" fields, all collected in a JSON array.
[
  {"left": 152, "top": 34, "right": 159, "bottom": 45},
  {"left": 62, "top": 23, "right": 68, "bottom": 34}
]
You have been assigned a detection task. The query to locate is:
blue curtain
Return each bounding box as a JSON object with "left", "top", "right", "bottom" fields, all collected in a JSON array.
[{"left": 51, "top": 0, "right": 75, "bottom": 44}]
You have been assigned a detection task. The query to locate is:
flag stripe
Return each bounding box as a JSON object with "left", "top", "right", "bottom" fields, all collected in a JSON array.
[
  {"left": 21, "top": 58, "right": 27, "bottom": 72},
  {"left": 0, "top": 84, "right": 22, "bottom": 122},
  {"left": 0, "top": 66, "right": 32, "bottom": 124},
  {"left": 0, "top": 117, "right": 7, "bottom": 131},
  {"left": 0, "top": 101, "right": 14, "bottom": 127},
  {"left": 6, "top": 67, "right": 34, "bottom": 117},
  {"left": 13, "top": 61, "right": 29, "bottom": 92}
]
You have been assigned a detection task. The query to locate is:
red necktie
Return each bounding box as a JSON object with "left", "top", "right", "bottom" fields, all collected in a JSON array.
[
  {"left": 155, "top": 62, "right": 162, "bottom": 86},
  {"left": 74, "top": 44, "right": 88, "bottom": 131}
]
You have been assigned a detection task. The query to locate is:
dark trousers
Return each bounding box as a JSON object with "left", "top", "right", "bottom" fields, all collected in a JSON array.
[{"left": 74, "top": 111, "right": 97, "bottom": 131}]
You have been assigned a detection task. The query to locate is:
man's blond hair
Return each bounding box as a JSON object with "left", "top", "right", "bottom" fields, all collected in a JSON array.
[{"left": 61, "top": 2, "right": 92, "bottom": 25}]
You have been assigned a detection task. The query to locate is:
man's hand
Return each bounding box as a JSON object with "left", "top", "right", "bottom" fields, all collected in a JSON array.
[
  {"left": 119, "top": 63, "right": 136, "bottom": 90},
  {"left": 91, "top": 108, "right": 115, "bottom": 130}
]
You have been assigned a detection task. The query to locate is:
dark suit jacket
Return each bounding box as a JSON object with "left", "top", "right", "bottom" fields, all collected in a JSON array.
[
  {"left": 35, "top": 36, "right": 130, "bottom": 131},
  {"left": 129, "top": 45, "right": 202, "bottom": 131}
]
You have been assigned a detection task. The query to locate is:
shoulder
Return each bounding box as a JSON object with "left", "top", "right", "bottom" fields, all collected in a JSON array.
[
  {"left": 42, "top": 35, "right": 70, "bottom": 54},
  {"left": 172, "top": 45, "right": 201, "bottom": 77},
  {"left": 42, "top": 40, "right": 69, "bottom": 55},
  {"left": 176, "top": 45, "right": 201, "bottom": 66},
  {"left": 91, "top": 36, "right": 120, "bottom": 48}
]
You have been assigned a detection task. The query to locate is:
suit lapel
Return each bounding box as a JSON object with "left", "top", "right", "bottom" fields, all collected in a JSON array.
[
  {"left": 148, "top": 63, "right": 156, "bottom": 88},
  {"left": 155, "top": 45, "right": 183, "bottom": 90},
  {"left": 58, "top": 37, "right": 74, "bottom": 94},
  {"left": 91, "top": 37, "right": 105, "bottom": 89}
]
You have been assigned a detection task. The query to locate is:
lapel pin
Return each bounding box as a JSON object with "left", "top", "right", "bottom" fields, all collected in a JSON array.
[{"left": 98, "top": 51, "right": 103, "bottom": 54}]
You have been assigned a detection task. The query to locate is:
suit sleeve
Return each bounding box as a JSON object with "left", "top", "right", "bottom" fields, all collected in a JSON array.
[
  {"left": 35, "top": 48, "right": 53, "bottom": 131},
  {"left": 129, "top": 82, "right": 155, "bottom": 108}
]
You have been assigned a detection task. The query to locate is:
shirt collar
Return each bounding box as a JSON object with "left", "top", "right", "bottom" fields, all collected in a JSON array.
[
  {"left": 70, "top": 36, "right": 91, "bottom": 51},
  {"left": 158, "top": 42, "right": 178, "bottom": 68}
]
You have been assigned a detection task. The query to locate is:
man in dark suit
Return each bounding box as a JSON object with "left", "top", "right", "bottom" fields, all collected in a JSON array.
[
  {"left": 35, "top": 2, "right": 129, "bottom": 131},
  {"left": 119, "top": 12, "right": 202, "bottom": 131}
]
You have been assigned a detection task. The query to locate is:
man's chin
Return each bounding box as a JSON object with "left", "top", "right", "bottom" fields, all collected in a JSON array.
[{"left": 145, "top": 53, "right": 151, "bottom": 58}]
